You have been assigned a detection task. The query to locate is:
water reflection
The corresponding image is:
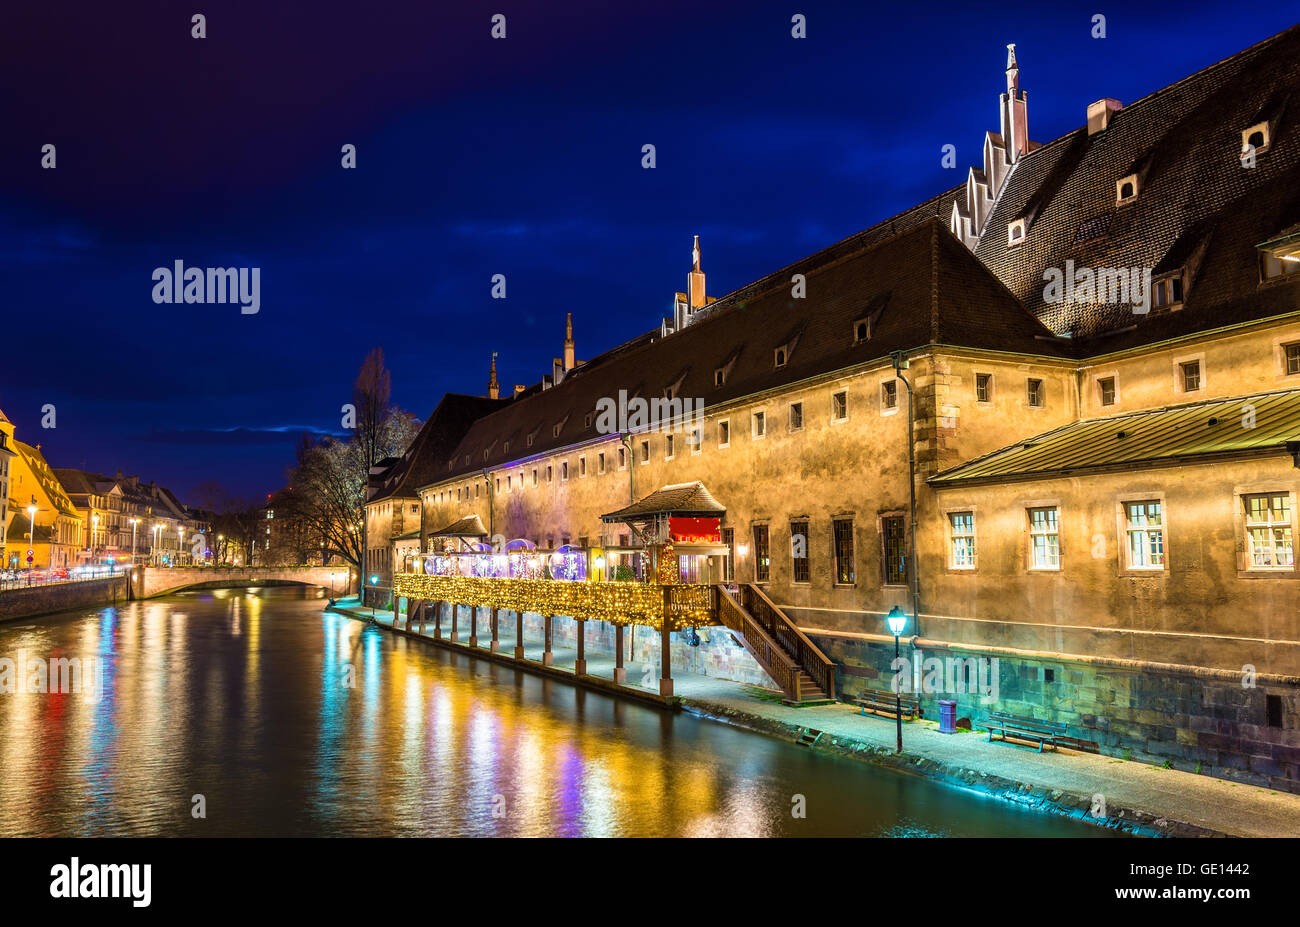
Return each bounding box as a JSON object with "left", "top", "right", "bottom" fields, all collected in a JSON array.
[{"left": 0, "top": 587, "right": 1116, "bottom": 837}]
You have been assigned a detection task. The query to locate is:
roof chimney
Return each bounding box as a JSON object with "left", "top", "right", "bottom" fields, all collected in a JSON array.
[
  {"left": 1087, "top": 98, "right": 1122, "bottom": 135},
  {"left": 487, "top": 352, "right": 500, "bottom": 399},
  {"left": 563, "top": 312, "right": 575, "bottom": 371},
  {"left": 999, "top": 44, "right": 1030, "bottom": 163}
]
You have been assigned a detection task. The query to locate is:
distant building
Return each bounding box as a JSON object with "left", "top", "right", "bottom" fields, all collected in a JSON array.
[{"left": 6, "top": 441, "right": 82, "bottom": 570}]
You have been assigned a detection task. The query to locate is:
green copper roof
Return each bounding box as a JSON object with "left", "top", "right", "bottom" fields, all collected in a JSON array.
[{"left": 930, "top": 389, "right": 1300, "bottom": 486}]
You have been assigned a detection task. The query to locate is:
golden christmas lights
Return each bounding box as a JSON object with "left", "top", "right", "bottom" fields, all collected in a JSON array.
[{"left": 393, "top": 574, "right": 713, "bottom": 631}]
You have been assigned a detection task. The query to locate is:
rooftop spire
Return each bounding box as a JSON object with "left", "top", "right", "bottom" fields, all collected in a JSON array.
[
  {"left": 563, "top": 313, "right": 575, "bottom": 371},
  {"left": 691, "top": 234, "right": 701, "bottom": 272},
  {"left": 487, "top": 352, "right": 500, "bottom": 399},
  {"left": 1006, "top": 43, "right": 1019, "bottom": 94}
]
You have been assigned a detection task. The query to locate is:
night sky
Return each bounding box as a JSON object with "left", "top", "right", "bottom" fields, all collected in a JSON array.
[{"left": 2, "top": 1, "right": 1294, "bottom": 501}]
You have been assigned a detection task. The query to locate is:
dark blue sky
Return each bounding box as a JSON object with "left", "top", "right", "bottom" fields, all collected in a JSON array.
[{"left": 2, "top": 1, "right": 1295, "bottom": 500}]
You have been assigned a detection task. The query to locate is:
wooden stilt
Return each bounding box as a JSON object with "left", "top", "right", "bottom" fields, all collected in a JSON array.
[
  {"left": 514, "top": 611, "right": 525, "bottom": 659},
  {"left": 469, "top": 607, "right": 478, "bottom": 648},
  {"left": 542, "top": 614, "right": 554, "bottom": 666},
  {"left": 575, "top": 616, "right": 586, "bottom": 676},
  {"left": 659, "top": 622, "right": 673, "bottom": 697},
  {"left": 451, "top": 604, "right": 458, "bottom": 642},
  {"left": 614, "top": 624, "right": 626, "bottom": 684},
  {"left": 434, "top": 600, "right": 443, "bottom": 640},
  {"left": 490, "top": 607, "right": 500, "bottom": 653}
]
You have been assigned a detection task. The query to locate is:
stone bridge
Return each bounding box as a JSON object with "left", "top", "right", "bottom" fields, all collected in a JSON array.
[{"left": 133, "top": 565, "right": 348, "bottom": 599}]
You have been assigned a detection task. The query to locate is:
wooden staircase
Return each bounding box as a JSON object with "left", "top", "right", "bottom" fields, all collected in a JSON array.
[{"left": 717, "top": 584, "right": 836, "bottom": 706}]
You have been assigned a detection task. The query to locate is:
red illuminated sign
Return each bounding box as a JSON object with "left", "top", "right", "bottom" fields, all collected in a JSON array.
[{"left": 669, "top": 517, "right": 721, "bottom": 545}]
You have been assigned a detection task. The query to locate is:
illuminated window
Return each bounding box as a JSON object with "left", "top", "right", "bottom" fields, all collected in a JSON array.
[
  {"left": 789, "top": 402, "right": 803, "bottom": 431},
  {"left": 831, "top": 391, "right": 848, "bottom": 422},
  {"left": 1245, "top": 493, "right": 1294, "bottom": 570},
  {"left": 881, "top": 380, "right": 898, "bottom": 410},
  {"left": 1098, "top": 377, "right": 1116, "bottom": 406},
  {"left": 1028, "top": 507, "right": 1060, "bottom": 569},
  {"left": 1286, "top": 343, "right": 1300, "bottom": 375},
  {"left": 752, "top": 524, "right": 770, "bottom": 582},
  {"left": 1027, "top": 378, "right": 1044, "bottom": 407},
  {"left": 1262, "top": 253, "right": 1300, "bottom": 280},
  {"left": 1124, "top": 501, "right": 1165, "bottom": 570},
  {"left": 832, "top": 519, "right": 855, "bottom": 585},
  {"left": 1180, "top": 360, "right": 1201, "bottom": 392},
  {"left": 882, "top": 516, "right": 906, "bottom": 584},
  {"left": 790, "top": 521, "right": 809, "bottom": 583},
  {"left": 975, "top": 373, "right": 992, "bottom": 403},
  {"left": 949, "top": 512, "right": 975, "bottom": 569}
]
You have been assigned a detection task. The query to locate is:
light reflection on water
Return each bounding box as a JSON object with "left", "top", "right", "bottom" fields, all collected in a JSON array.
[{"left": 0, "top": 587, "right": 1118, "bottom": 837}]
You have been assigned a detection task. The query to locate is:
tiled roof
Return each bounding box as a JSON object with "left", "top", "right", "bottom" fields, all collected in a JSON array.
[
  {"left": 930, "top": 388, "right": 1300, "bottom": 485},
  {"left": 972, "top": 24, "right": 1300, "bottom": 341},
  {"left": 16, "top": 442, "right": 80, "bottom": 518},
  {"left": 429, "top": 513, "right": 489, "bottom": 537},
  {"left": 431, "top": 219, "right": 1061, "bottom": 485},
  {"left": 601, "top": 481, "right": 726, "bottom": 521},
  {"left": 368, "top": 394, "right": 509, "bottom": 503}
]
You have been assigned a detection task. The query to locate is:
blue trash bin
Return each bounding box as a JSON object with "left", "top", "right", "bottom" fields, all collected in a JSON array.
[{"left": 939, "top": 699, "right": 957, "bottom": 734}]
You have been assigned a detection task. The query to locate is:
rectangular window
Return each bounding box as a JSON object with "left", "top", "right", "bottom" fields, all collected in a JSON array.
[
  {"left": 546, "top": 466, "right": 552, "bottom": 483},
  {"left": 719, "top": 420, "right": 730, "bottom": 447},
  {"left": 790, "top": 520, "right": 809, "bottom": 583},
  {"left": 882, "top": 516, "right": 906, "bottom": 584},
  {"left": 1028, "top": 506, "right": 1061, "bottom": 569},
  {"left": 1180, "top": 360, "right": 1201, "bottom": 392},
  {"left": 752, "top": 524, "right": 770, "bottom": 582},
  {"left": 882, "top": 380, "right": 898, "bottom": 410},
  {"left": 690, "top": 428, "right": 702, "bottom": 455},
  {"left": 665, "top": 435, "right": 674, "bottom": 459},
  {"left": 832, "top": 391, "right": 848, "bottom": 421},
  {"left": 640, "top": 440, "right": 649, "bottom": 463},
  {"left": 789, "top": 402, "right": 803, "bottom": 431},
  {"left": 1026, "top": 378, "right": 1044, "bottom": 407},
  {"left": 1124, "top": 501, "right": 1165, "bottom": 569},
  {"left": 1287, "top": 343, "right": 1300, "bottom": 376},
  {"left": 618, "top": 446, "right": 627, "bottom": 470},
  {"left": 598, "top": 452, "right": 605, "bottom": 474},
  {"left": 1262, "top": 252, "right": 1300, "bottom": 280},
  {"left": 532, "top": 468, "right": 538, "bottom": 487},
  {"left": 561, "top": 461, "right": 569, "bottom": 480},
  {"left": 722, "top": 528, "right": 735, "bottom": 581},
  {"left": 1245, "top": 493, "right": 1294, "bottom": 570},
  {"left": 579, "top": 456, "right": 587, "bottom": 477},
  {"left": 832, "top": 519, "right": 855, "bottom": 585},
  {"left": 975, "top": 373, "right": 992, "bottom": 403},
  {"left": 1098, "top": 377, "right": 1116, "bottom": 406},
  {"left": 753, "top": 411, "right": 766, "bottom": 437},
  {"left": 949, "top": 512, "right": 975, "bottom": 569}
]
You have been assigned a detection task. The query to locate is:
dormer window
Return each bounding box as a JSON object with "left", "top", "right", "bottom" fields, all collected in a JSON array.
[
  {"left": 1007, "top": 220, "right": 1026, "bottom": 246},
  {"left": 1242, "top": 122, "right": 1271, "bottom": 156},
  {"left": 526, "top": 434, "right": 535, "bottom": 447},
  {"left": 1116, "top": 174, "right": 1138, "bottom": 204},
  {"left": 714, "top": 367, "right": 726, "bottom": 386},
  {"left": 553, "top": 423, "right": 562, "bottom": 437},
  {"left": 774, "top": 347, "right": 787, "bottom": 368},
  {"left": 853, "top": 318, "right": 870, "bottom": 343},
  {"left": 1152, "top": 273, "right": 1184, "bottom": 309},
  {"left": 584, "top": 412, "right": 593, "bottom": 428}
]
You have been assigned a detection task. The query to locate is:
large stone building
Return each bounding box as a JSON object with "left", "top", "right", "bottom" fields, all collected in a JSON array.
[
  {"left": 5, "top": 441, "right": 83, "bottom": 571},
  {"left": 399, "top": 27, "right": 1300, "bottom": 789}
]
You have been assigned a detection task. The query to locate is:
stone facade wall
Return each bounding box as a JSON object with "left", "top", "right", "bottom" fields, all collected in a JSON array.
[{"left": 811, "top": 631, "right": 1300, "bottom": 794}]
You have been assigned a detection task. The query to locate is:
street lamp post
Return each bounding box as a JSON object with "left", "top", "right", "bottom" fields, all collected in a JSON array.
[
  {"left": 217, "top": 534, "right": 224, "bottom": 566},
  {"left": 91, "top": 513, "right": 99, "bottom": 572},
  {"left": 886, "top": 605, "right": 909, "bottom": 754},
  {"left": 130, "top": 518, "right": 140, "bottom": 565},
  {"left": 26, "top": 497, "right": 38, "bottom": 584}
]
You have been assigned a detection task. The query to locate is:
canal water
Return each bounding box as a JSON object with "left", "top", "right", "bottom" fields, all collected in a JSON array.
[{"left": 0, "top": 587, "right": 1115, "bottom": 837}]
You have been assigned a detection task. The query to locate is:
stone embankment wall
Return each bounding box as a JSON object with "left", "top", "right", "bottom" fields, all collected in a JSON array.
[{"left": 0, "top": 576, "right": 129, "bottom": 622}]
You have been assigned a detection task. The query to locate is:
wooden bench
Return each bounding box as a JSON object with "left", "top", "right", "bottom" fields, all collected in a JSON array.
[
  {"left": 856, "top": 689, "right": 921, "bottom": 721},
  {"left": 985, "top": 712, "right": 1067, "bottom": 752}
]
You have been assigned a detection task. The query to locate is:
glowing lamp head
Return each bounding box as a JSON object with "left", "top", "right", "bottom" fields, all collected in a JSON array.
[
  {"left": 593, "top": 556, "right": 606, "bottom": 570},
  {"left": 886, "top": 605, "right": 908, "bottom": 638},
  {"left": 369, "top": 575, "right": 379, "bottom": 585},
  {"left": 736, "top": 544, "right": 749, "bottom": 557}
]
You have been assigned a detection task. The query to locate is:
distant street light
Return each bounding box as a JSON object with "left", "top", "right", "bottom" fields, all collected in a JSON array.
[
  {"left": 886, "top": 605, "right": 909, "bottom": 754},
  {"left": 26, "top": 497, "right": 38, "bottom": 583}
]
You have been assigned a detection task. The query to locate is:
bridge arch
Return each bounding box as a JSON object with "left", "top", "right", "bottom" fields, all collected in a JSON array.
[{"left": 133, "top": 566, "right": 350, "bottom": 599}]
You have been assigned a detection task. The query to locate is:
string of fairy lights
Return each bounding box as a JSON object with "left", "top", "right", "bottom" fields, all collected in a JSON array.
[{"left": 393, "top": 574, "right": 714, "bottom": 631}]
